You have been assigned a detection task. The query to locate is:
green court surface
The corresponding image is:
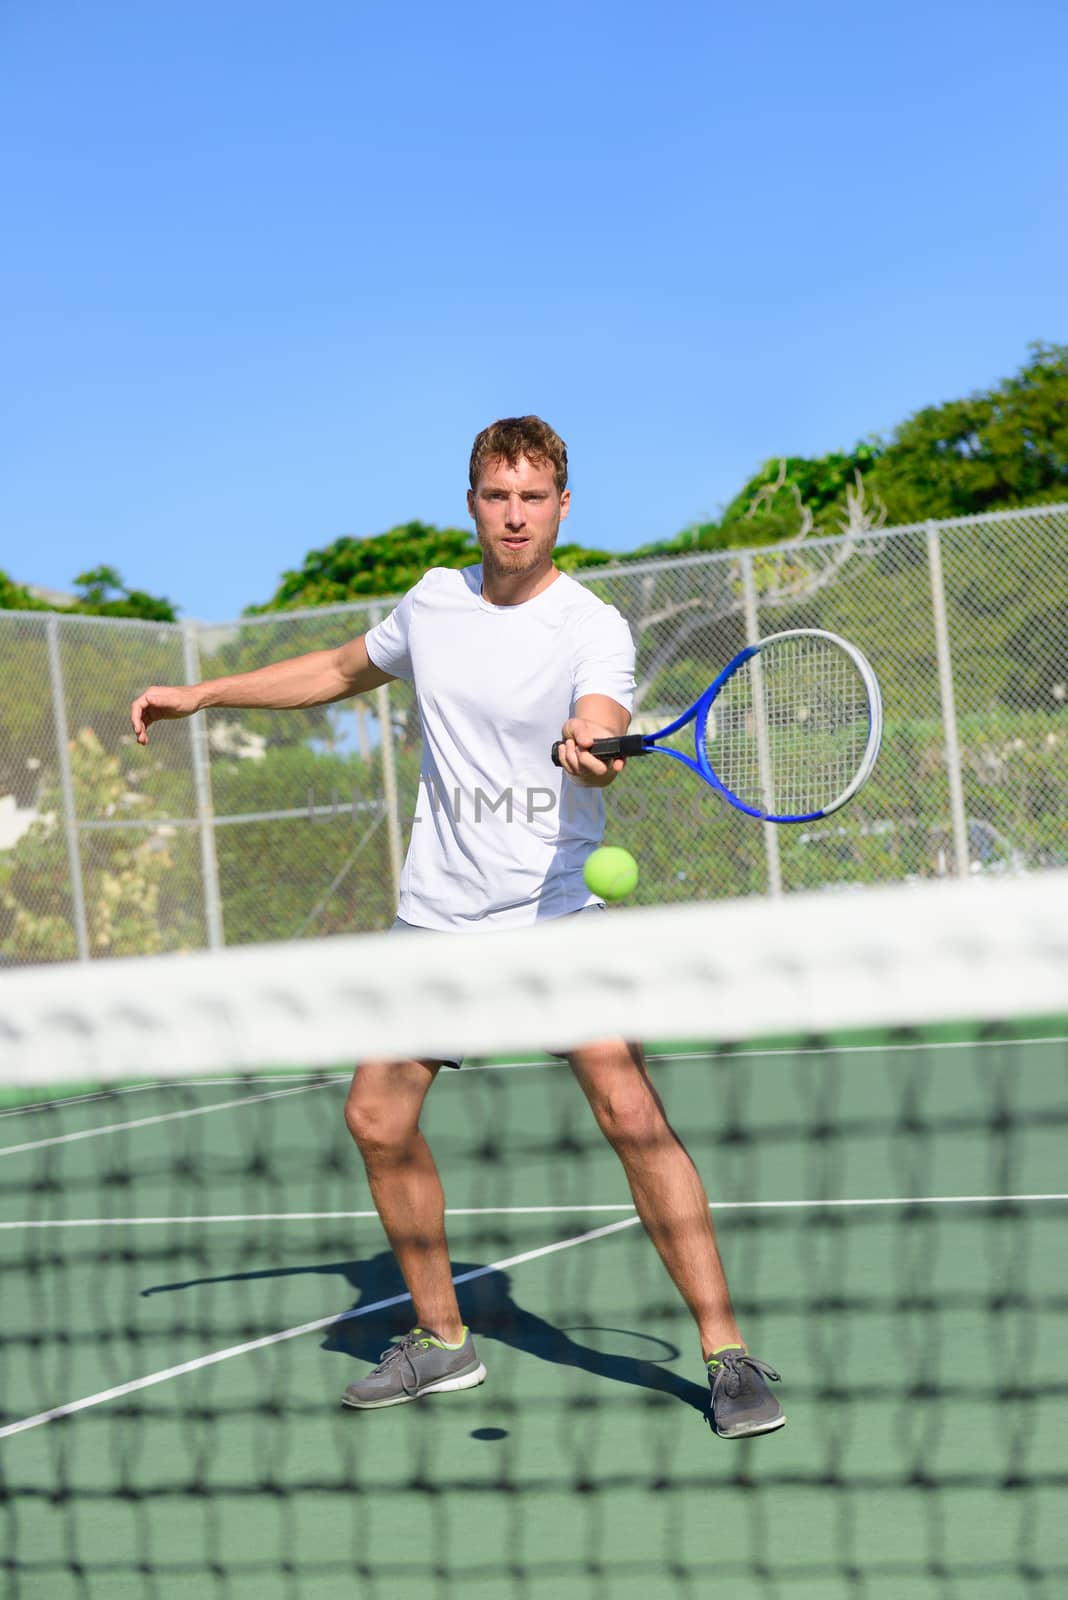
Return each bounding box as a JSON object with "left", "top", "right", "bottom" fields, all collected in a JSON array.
[{"left": 2, "top": 1030, "right": 1067, "bottom": 1598}]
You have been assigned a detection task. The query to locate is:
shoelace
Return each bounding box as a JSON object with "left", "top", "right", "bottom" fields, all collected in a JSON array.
[
  {"left": 708, "top": 1350, "right": 781, "bottom": 1401},
  {"left": 371, "top": 1332, "right": 430, "bottom": 1396}
]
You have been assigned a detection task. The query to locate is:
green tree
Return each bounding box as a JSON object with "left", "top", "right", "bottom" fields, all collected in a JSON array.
[
  {"left": 247, "top": 523, "right": 477, "bottom": 610},
  {"left": 0, "top": 565, "right": 177, "bottom": 621},
  {"left": 70, "top": 566, "right": 178, "bottom": 622},
  {"left": 716, "top": 444, "right": 882, "bottom": 546},
  {"left": 604, "top": 345, "right": 1068, "bottom": 567},
  {"left": 208, "top": 740, "right": 420, "bottom": 943},
  {"left": 611, "top": 446, "right": 882, "bottom": 561},
  {"left": 554, "top": 542, "right": 618, "bottom": 572},
  {"left": 0, "top": 571, "right": 46, "bottom": 611},
  {"left": 247, "top": 520, "right": 616, "bottom": 611},
  {"left": 0, "top": 594, "right": 187, "bottom": 809},
  {"left": 866, "top": 341, "right": 1068, "bottom": 524},
  {"left": 0, "top": 729, "right": 189, "bottom": 961}
]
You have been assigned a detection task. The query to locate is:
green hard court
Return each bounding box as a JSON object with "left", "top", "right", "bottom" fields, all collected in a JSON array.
[{"left": 2, "top": 1025, "right": 1066, "bottom": 1599}]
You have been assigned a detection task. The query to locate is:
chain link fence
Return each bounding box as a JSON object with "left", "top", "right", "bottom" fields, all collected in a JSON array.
[{"left": 2, "top": 504, "right": 1065, "bottom": 963}]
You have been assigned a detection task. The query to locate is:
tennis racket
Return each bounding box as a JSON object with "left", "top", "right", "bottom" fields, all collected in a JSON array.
[{"left": 551, "top": 628, "right": 882, "bottom": 823}]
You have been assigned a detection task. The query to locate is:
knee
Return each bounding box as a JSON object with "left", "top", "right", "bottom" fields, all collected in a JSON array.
[
  {"left": 590, "top": 1087, "right": 663, "bottom": 1151},
  {"left": 344, "top": 1093, "right": 412, "bottom": 1159}
]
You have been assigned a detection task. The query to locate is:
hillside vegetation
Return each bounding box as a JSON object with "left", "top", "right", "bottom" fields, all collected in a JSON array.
[{"left": 4, "top": 344, "right": 1065, "bottom": 620}]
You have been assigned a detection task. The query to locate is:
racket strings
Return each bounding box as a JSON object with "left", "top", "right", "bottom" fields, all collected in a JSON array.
[{"left": 706, "top": 637, "right": 870, "bottom": 817}]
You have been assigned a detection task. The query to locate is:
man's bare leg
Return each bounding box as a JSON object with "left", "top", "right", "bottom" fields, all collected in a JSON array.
[
  {"left": 567, "top": 1039, "right": 743, "bottom": 1358},
  {"left": 344, "top": 1057, "right": 465, "bottom": 1343}
]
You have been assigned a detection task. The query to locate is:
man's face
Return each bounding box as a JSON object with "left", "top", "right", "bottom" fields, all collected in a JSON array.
[{"left": 467, "top": 454, "right": 570, "bottom": 577}]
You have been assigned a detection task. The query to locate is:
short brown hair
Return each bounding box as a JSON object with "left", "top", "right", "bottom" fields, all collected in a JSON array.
[{"left": 469, "top": 415, "right": 568, "bottom": 494}]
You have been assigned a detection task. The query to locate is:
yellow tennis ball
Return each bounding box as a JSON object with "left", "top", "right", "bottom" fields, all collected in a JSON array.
[{"left": 583, "top": 845, "right": 639, "bottom": 901}]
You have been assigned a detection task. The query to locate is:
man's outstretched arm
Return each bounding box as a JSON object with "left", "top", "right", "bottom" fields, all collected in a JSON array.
[{"left": 130, "top": 635, "right": 394, "bottom": 745}]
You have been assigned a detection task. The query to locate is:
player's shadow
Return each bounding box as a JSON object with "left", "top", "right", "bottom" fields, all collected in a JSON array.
[{"left": 142, "top": 1250, "right": 710, "bottom": 1415}]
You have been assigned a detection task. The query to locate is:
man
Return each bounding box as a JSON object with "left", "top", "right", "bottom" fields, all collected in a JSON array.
[{"left": 130, "top": 416, "right": 784, "bottom": 1438}]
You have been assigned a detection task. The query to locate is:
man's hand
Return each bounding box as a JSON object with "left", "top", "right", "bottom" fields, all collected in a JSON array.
[
  {"left": 130, "top": 685, "right": 201, "bottom": 746},
  {"left": 555, "top": 716, "right": 626, "bottom": 788}
]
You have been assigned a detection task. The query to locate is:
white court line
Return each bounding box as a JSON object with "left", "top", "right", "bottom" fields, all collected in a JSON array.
[
  {"left": 4, "top": 1035, "right": 1064, "bottom": 1122},
  {"left": 0, "top": 1214, "right": 642, "bottom": 1440},
  {"left": 3, "top": 1193, "right": 1066, "bottom": 1436},
  {"left": 0, "top": 1075, "right": 339, "bottom": 1121},
  {"left": 662, "top": 1034, "right": 1068, "bottom": 1062},
  {"left": 0, "top": 1072, "right": 378, "bottom": 1121},
  {"left": 0, "top": 1063, "right": 535, "bottom": 1121},
  {"left": 2, "top": 1193, "right": 1066, "bottom": 1229},
  {"left": 0, "top": 1082, "right": 330, "bottom": 1158}
]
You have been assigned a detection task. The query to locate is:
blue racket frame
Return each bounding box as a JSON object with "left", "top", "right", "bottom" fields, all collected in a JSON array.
[{"left": 552, "top": 629, "right": 883, "bottom": 823}]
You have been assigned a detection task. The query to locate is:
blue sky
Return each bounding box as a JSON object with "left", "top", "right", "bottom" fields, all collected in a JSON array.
[{"left": 2, "top": 0, "right": 1065, "bottom": 620}]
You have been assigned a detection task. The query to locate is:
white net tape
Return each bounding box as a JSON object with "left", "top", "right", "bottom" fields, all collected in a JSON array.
[{"left": 2, "top": 873, "right": 1066, "bottom": 1084}]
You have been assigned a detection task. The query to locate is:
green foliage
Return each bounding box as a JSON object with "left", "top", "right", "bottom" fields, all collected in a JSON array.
[
  {"left": 70, "top": 566, "right": 178, "bottom": 622},
  {"left": 553, "top": 542, "right": 618, "bottom": 572},
  {"left": 209, "top": 742, "right": 420, "bottom": 942},
  {"left": 0, "top": 730, "right": 188, "bottom": 960},
  {"left": 2, "top": 344, "right": 1066, "bottom": 955},
  {"left": 605, "top": 762, "right": 767, "bottom": 903},
  {"left": 718, "top": 445, "right": 881, "bottom": 545},
  {"left": 622, "top": 525, "right": 712, "bottom": 561},
  {"left": 196, "top": 615, "right": 352, "bottom": 751},
  {"left": 0, "top": 565, "right": 177, "bottom": 621},
  {"left": 592, "top": 345, "right": 1068, "bottom": 570},
  {"left": 246, "top": 523, "right": 478, "bottom": 611},
  {"left": 246, "top": 521, "right": 620, "bottom": 609},
  {"left": 0, "top": 571, "right": 46, "bottom": 611},
  {"left": 6, "top": 346, "right": 1067, "bottom": 624},
  {"left": 591, "top": 492, "right": 1068, "bottom": 897},
  {"left": 866, "top": 342, "right": 1068, "bottom": 524},
  {"left": 0, "top": 630, "right": 51, "bottom": 796},
  {"left": 0, "top": 613, "right": 191, "bottom": 812},
  {"left": 592, "top": 446, "right": 883, "bottom": 563}
]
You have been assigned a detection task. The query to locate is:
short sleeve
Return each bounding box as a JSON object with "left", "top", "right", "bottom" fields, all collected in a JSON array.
[
  {"left": 364, "top": 585, "right": 419, "bottom": 682},
  {"left": 572, "top": 604, "right": 636, "bottom": 712}
]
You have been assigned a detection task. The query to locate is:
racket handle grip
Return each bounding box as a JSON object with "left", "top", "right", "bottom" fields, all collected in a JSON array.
[{"left": 550, "top": 735, "right": 649, "bottom": 766}]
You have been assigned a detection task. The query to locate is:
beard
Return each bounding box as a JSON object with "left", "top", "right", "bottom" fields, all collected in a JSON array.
[{"left": 477, "top": 528, "right": 558, "bottom": 580}]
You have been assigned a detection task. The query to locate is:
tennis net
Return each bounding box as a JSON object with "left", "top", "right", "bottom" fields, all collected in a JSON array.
[{"left": 2, "top": 873, "right": 1066, "bottom": 1599}]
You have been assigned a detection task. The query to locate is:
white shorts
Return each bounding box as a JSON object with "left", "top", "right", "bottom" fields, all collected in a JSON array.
[{"left": 388, "top": 904, "right": 606, "bottom": 1069}]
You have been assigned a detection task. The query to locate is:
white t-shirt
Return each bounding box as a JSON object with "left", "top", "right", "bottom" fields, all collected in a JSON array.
[{"left": 365, "top": 564, "right": 635, "bottom": 930}]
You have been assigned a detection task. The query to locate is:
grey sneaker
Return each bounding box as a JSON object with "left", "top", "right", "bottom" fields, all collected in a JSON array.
[
  {"left": 341, "top": 1327, "right": 486, "bottom": 1410},
  {"left": 707, "top": 1346, "right": 785, "bottom": 1438}
]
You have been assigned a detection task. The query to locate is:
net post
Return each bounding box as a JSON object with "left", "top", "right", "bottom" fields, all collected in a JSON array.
[
  {"left": 925, "top": 522, "right": 970, "bottom": 879},
  {"left": 183, "top": 623, "right": 225, "bottom": 949},
  {"left": 371, "top": 607, "right": 404, "bottom": 905},
  {"left": 46, "top": 614, "right": 91, "bottom": 961},
  {"left": 740, "top": 552, "right": 782, "bottom": 896}
]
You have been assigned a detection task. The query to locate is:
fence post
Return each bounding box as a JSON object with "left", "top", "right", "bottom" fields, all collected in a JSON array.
[
  {"left": 183, "top": 624, "right": 225, "bottom": 948},
  {"left": 370, "top": 608, "right": 405, "bottom": 905},
  {"left": 739, "top": 552, "right": 783, "bottom": 897},
  {"left": 46, "top": 615, "right": 91, "bottom": 961},
  {"left": 926, "top": 522, "right": 970, "bottom": 879}
]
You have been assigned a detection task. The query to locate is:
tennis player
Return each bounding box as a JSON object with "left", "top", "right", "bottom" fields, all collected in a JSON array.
[{"left": 130, "top": 416, "right": 784, "bottom": 1439}]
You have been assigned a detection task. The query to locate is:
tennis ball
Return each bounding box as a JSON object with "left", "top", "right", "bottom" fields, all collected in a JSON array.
[{"left": 583, "top": 845, "right": 639, "bottom": 901}]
